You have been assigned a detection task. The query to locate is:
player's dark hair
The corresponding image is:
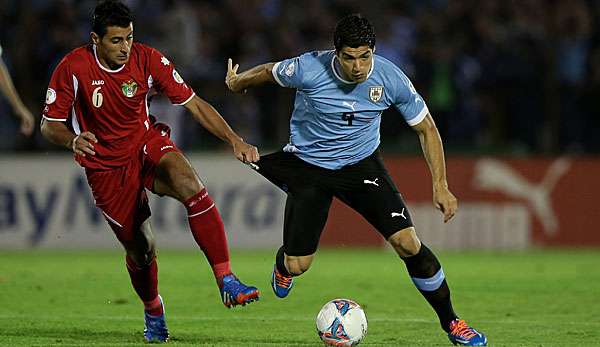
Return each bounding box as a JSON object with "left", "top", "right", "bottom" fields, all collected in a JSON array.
[
  {"left": 333, "top": 14, "right": 376, "bottom": 51},
  {"left": 92, "top": 0, "right": 134, "bottom": 38}
]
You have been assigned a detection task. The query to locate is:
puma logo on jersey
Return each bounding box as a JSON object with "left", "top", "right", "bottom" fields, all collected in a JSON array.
[
  {"left": 91, "top": 80, "right": 105, "bottom": 85},
  {"left": 391, "top": 208, "right": 407, "bottom": 219},
  {"left": 160, "top": 130, "right": 168, "bottom": 137},
  {"left": 342, "top": 101, "right": 357, "bottom": 111},
  {"left": 363, "top": 178, "right": 379, "bottom": 186}
]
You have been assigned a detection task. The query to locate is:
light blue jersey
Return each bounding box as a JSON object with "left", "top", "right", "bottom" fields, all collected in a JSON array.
[{"left": 272, "top": 50, "right": 428, "bottom": 170}]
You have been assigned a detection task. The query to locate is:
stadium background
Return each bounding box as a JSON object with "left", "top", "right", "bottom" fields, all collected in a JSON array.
[
  {"left": 2, "top": 1, "right": 600, "bottom": 347},
  {"left": 1, "top": 0, "right": 600, "bottom": 250}
]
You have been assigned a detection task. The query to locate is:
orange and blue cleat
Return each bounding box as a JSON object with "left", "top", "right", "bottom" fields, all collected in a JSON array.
[
  {"left": 143, "top": 295, "right": 169, "bottom": 343},
  {"left": 220, "top": 274, "right": 260, "bottom": 308},
  {"left": 271, "top": 265, "right": 294, "bottom": 298},
  {"left": 448, "top": 319, "right": 487, "bottom": 346}
]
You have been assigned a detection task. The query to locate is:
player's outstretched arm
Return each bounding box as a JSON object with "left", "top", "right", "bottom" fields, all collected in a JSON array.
[
  {"left": 183, "top": 95, "right": 259, "bottom": 163},
  {"left": 40, "top": 119, "right": 97, "bottom": 157},
  {"left": 0, "top": 57, "right": 34, "bottom": 136},
  {"left": 225, "top": 58, "right": 276, "bottom": 93},
  {"left": 412, "top": 113, "right": 457, "bottom": 223}
]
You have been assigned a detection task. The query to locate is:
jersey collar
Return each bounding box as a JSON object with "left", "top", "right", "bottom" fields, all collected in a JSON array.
[
  {"left": 93, "top": 44, "right": 126, "bottom": 73},
  {"left": 330, "top": 52, "right": 375, "bottom": 84}
]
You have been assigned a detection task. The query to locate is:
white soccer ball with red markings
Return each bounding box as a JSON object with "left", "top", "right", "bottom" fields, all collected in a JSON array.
[{"left": 316, "top": 298, "right": 367, "bottom": 346}]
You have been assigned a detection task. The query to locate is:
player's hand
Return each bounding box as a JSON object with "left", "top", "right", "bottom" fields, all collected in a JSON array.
[
  {"left": 17, "top": 106, "right": 34, "bottom": 136},
  {"left": 71, "top": 131, "right": 98, "bottom": 157},
  {"left": 433, "top": 185, "right": 458, "bottom": 223},
  {"left": 225, "top": 58, "right": 246, "bottom": 93},
  {"left": 232, "top": 138, "right": 259, "bottom": 164}
]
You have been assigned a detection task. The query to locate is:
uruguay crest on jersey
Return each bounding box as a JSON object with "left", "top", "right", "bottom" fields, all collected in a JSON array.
[{"left": 369, "top": 86, "right": 383, "bottom": 102}]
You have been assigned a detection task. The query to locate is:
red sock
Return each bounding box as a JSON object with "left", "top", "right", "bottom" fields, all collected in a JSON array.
[
  {"left": 185, "top": 189, "right": 231, "bottom": 284},
  {"left": 143, "top": 296, "right": 163, "bottom": 317},
  {"left": 125, "top": 256, "right": 163, "bottom": 316}
]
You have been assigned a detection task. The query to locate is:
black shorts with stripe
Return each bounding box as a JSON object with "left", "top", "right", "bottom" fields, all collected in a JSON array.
[{"left": 254, "top": 149, "right": 414, "bottom": 256}]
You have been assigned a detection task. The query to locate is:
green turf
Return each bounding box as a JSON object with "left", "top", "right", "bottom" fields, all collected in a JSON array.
[{"left": 1, "top": 248, "right": 599, "bottom": 346}]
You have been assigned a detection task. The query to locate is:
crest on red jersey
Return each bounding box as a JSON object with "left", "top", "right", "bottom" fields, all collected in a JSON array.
[
  {"left": 121, "top": 80, "right": 138, "bottom": 98},
  {"left": 46, "top": 88, "right": 56, "bottom": 104}
]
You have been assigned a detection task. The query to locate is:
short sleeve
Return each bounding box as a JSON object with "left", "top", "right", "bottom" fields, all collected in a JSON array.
[
  {"left": 43, "top": 58, "right": 75, "bottom": 122},
  {"left": 392, "top": 70, "right": 429, "bottom": 126},
  {"left": 271, "top": 53, "right": 311, "bottom": 89},
  {"left": 148, "top": 48, "right": 195, "bottom": 105}
]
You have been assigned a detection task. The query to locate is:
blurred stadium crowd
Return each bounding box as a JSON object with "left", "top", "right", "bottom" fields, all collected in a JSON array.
[{"left": 1, "top": 0, "right": 599, "bottom": 154}]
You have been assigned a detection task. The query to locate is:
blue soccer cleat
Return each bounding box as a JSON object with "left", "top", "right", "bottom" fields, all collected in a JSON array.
[
  {"left": 143, "top": 295, "right": 169, "bottom": 343},
  {"left": 271, "top": 264, "right": 294, "bottom": 298},
  {"left": 448, "top": 319, "right": 487, "bottom": 346},
  {"left": 220, "top": 274, "right": 260, "bottom": 308}
]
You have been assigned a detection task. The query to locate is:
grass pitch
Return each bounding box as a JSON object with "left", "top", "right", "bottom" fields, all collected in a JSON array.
[{"left": 1, "top": 248, "right": 599, "bottom": 346}]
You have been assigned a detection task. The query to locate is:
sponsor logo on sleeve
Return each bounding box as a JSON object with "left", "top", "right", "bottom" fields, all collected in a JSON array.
[
  {"left": 172, "top": 69, "right": 184, "bottom": 84},
  {"left": 46, "top": 88, "right": 56, "bottom": 104},
  {"left": 284, "top": 61, "right": 295, "bottom": 77}
]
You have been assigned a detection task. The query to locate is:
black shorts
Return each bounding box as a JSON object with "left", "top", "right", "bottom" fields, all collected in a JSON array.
[{"left": 254, "top": 150, "right": 414, "bottom": 256}]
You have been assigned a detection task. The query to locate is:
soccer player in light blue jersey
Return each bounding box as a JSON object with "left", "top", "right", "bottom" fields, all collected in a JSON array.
[{"left": 226, "top": 14, "right": 487, "bottom": 346}]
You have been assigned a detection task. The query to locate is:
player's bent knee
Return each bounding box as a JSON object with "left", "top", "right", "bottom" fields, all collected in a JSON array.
[
  {"left": 127, "top": 220, "right": 156, "bottom": 266},
  {"left": 388, "top": 227, "right": 421, "bottom": 258},
  {"left": 126, "top": 236, "right": 156, "bottom": 266},
  {"left": 175, "top": 172, "right": 202, "bottom": 196},
  {"left": 143, "top": 249, "right": 156, "bottom": 264},
  {"left": 140, "top": 240, "right": 156, "bottom": 264},
  {"left": 127, "top": 248, "right": 155, "bottom": 267},
  {"left": 158, "top": 153, "right": 204, "bottom": 200}
]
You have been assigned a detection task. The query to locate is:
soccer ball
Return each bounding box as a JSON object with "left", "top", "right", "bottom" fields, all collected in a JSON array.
[{"left": 316, "top": 298, "right": 367, "bottom": 346}]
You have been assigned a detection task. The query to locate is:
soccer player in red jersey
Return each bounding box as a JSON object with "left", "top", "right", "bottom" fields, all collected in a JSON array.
[{"left": 40, "top": 1, "right": 260, "bottom": 342}]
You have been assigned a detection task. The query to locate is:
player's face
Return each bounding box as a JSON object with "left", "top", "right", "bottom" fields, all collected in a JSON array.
[
  {"left": 92, "top": 23, "right": 134, "bottom": 69},
  {"left": 336, "top": 45, "right": 374, "bottom": 83}
]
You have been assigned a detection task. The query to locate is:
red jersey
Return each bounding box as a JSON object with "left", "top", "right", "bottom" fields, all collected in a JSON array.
[{"left": 42, "top": 43, "right": 195, "bottom": 169}]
